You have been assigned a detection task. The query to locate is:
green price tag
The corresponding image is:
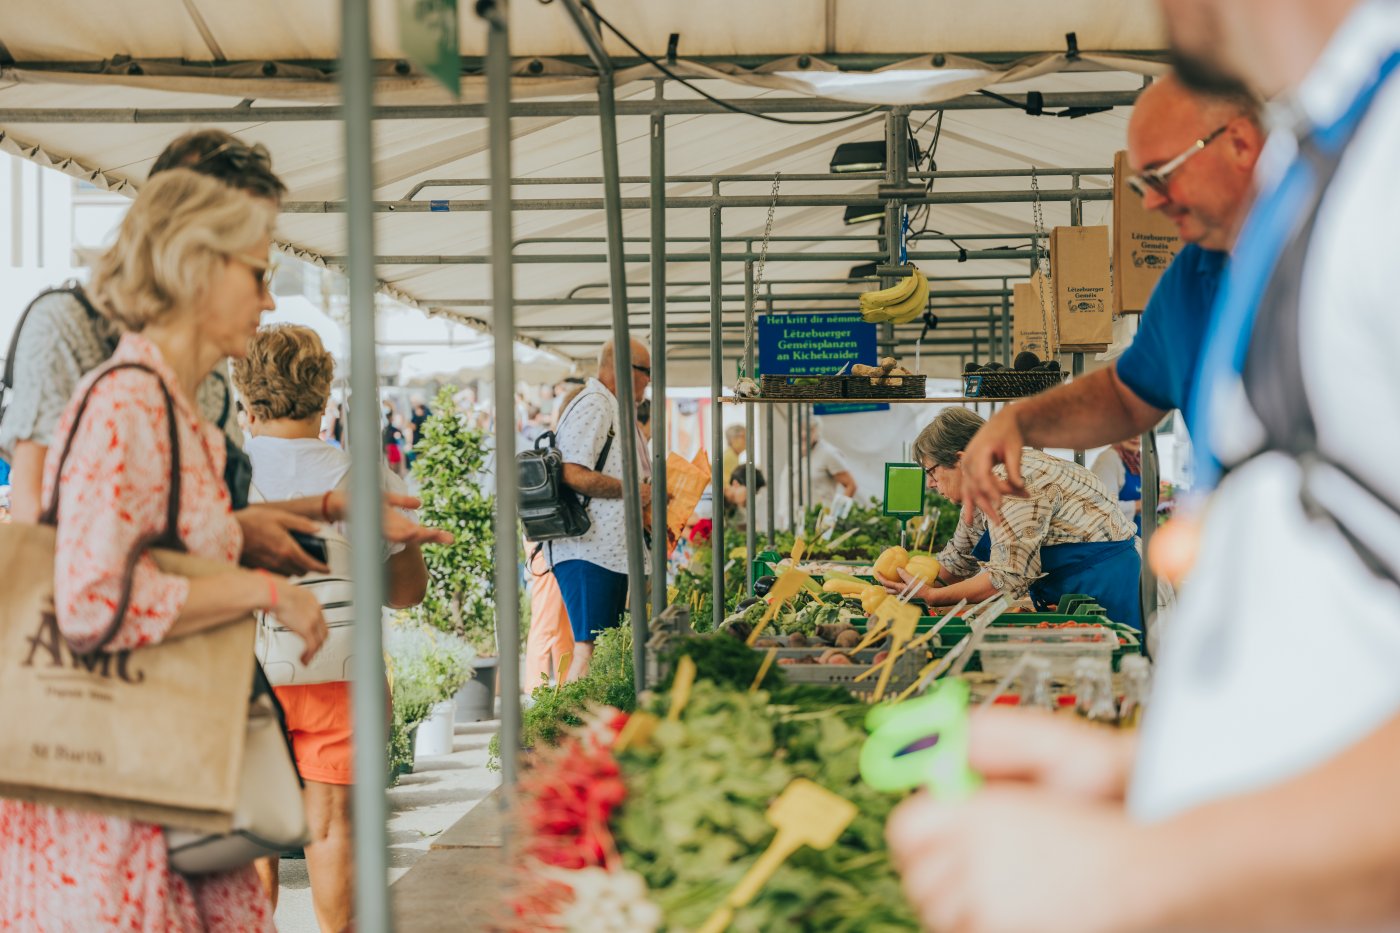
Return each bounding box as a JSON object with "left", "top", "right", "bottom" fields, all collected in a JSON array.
[{"left": 883, "top": 462, "right": 925, "bottom": 522}]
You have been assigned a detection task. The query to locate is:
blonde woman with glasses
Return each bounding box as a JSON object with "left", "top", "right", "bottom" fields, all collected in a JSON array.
[{"left": 0, "top": 169, "right": 328, "bottom": 931}]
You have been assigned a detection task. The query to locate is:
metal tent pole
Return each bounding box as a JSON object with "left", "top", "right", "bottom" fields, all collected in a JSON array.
[
  {"left": 340, "top": 0, "right": 390, "bottom": 929},
  {"left": 1140, "top": 428, "right": 1160, "bottom": 653},
  {"left": 559, "top": 0, "right": 650, "bottom": 675},
  {"left": 743, "top": 259, "right": 758, "bottom": 591},
  {"left": 482, "top": 0, "right": 522, "bottom": 807},
  {"left": 647, "top": 91, "right": 667, "bottom": 664},
  {"left": 709, "top": 204, "right": 725, "bottom": 630},
  {"left": 787, "top": 402, "right": 796, "bottom": 536},
  {"left": 1000, "top": 279, "right": 1012, "bottom": 366}
]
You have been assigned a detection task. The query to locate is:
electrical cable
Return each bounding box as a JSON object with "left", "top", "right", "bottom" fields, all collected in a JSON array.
[{"left": 576, "top": 1, "right": 882, "bottom": 126}]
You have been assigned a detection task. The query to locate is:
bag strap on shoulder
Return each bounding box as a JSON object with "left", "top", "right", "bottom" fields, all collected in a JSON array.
[{"left": 39, "top": 362, "right": 186, "bottom": 653}]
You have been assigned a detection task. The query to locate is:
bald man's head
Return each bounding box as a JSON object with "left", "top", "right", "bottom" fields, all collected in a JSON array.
[
  {"left": 1126, "top": 74, "right": 1264, "bottom": 251},
  {"left": 597, "top": 337, "right": 652, "bottom": 405}
]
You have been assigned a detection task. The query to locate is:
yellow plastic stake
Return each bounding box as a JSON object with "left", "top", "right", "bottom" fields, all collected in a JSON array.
[
  {"left": 695, "top": 779, "right": 857, "bottom": 933},
  {"left": 790, "top": 538, "right": 806, "bottom": 565},
  {"left": 745, "top": 568, "right": 811, "bottom": 646},
  {"left": 554, "top": 652, "right": 572, "bottom": 693},
  {"left": 854, "top": 600, "right": 920, "bottom": 684},
  {"left": 749, "top": 646, "right": 779, "bottom": 693},
  {"left": 613, "top": 711, "right": 659, "bottom": 752},
  {"left": 667, "top": 655, "right": 697, "bottom": 723},
  {"left": 872, "top": 603, "right": 921, "bottom": 702}
]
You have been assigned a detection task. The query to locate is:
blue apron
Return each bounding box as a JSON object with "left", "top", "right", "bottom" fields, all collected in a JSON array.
[
  {"left": 972, "top": 529, "right": 1142, "bottom": 630},
  {"left": 1119, "top": 468, "right": 1143, "bottom": 536}
]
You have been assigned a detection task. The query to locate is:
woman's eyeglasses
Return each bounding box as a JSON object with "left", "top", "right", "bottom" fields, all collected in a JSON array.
[
  {"left": 1126, "top": 124, "right": 1229, "bottom": 198},
  {"left": 235, "top": 253, "right": 276, "bottom": 293}
]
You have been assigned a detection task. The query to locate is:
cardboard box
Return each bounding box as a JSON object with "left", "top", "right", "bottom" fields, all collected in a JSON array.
[
  {"left": 1013, "top": 277, "right": 1049, "bottom": 358},
  {"left": 1050, "top": 225, "right": 1113, "bottom": 351},
  {"left": 1112, "top": 150, "right": 1182, "bottom": 314}
]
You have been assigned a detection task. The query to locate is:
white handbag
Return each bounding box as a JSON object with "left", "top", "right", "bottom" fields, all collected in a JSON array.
[
  {"left": 164, "top": 667, "right": 309, "bottom": 873},
  {"left": 255, "top": 526, "right": 356, "bottom": 687}
]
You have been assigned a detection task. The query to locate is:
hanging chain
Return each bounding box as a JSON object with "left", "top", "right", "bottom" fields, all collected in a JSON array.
[
  {"left": 1030, "top": 167, "right": 1059, "bottom": 357},
  {"left": 755, "top": 171, "right": 781, "bottom": 293},
  {"left": 744, "top": 172, "right": 781, "bottom": 375}
]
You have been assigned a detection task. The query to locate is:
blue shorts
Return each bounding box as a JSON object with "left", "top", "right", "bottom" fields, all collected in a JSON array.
[{"left": 553, "top": 559, "right": 629, "bottom": 643}]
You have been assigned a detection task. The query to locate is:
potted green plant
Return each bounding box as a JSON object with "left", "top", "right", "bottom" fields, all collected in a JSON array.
[
  {"left": 411, "top": 387, "right": 501, "bottom": 722},
  {"left": 386, "top": 615, "right": 477, "bottom": 774}
]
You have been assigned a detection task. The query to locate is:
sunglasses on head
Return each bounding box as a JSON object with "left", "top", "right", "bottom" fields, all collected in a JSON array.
[
  {"left": 1126, "top": 123, "right": 1230, "bottom": 199},
  {"left": 193, "top": 139, "right": 273, "bottom": 175}
]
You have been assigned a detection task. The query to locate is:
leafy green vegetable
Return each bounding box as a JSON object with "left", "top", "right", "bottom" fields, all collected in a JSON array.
[
  {"left": 488, "top": 623, "right": 636, "bottom": 769},
  {"left": 612, "top": 681, "right": 918, "bottom": 932}
]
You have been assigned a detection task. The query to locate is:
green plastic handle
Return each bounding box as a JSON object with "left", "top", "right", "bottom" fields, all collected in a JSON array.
[{"left": 859, "top": 679, "right": 980, "bottom": 801}]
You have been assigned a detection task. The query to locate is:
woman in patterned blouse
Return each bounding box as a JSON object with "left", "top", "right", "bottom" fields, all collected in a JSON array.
[
  {"left": 876, "top": 407, "right": 1144, "bottom": 630},
  {"left": 0, "top": 170, "right": 329, "bottom": 931}
]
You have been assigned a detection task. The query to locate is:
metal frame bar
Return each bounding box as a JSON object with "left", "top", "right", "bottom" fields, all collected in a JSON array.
[
  {"left": 340, "top": 1, "right": 390, "bottom": 929},
  {"left": 0, "top": 90, "right": 1139, "bottom": 124},
  {"left": 559, "top": 0, "right": 650, "bottom": 688},
  {"left": 402, "top": 167, "right": 1109, "bottom": 198},
  {"left": 483, "top": 0, "right": 523, "bottom": 818},
  {"left": 285, "top": 187, "right": 1110, "bottom": 213},
  {"left": 709, "top": 203, "right": 725, "bottom": 630},
  {"left": 647, "top": 86, "right": 668, "bottom": 653}
]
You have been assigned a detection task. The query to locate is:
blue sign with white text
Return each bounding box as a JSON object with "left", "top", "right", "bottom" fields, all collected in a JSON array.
[{"left": 757, "top": 311, "right": 887, "bottom": 415}]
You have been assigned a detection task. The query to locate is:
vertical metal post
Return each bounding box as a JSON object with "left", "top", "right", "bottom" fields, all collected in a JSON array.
[
  {"left": 795, "top": 405, "right": 806, "bottom": 520},
  {"left": 646, "top": 92, "right": 667, "bottom": 679},
  {"left": 709, "top": 205, "right": 725, "bottom": 630},
  {"left": 1072, "top": 351, "right": 1085, "bottom": 465},
  {"left": 1070, "top": 192, "right": 1085, "bottom": 464},
  {"left": 484, "top": 0, "right": 521, "bottom": 808},
  {"left": 743, "top": 260, "right": 758, "bottom": 590},
  {"left": 765, "top": 401, "right": 775, "bottom": 548},
  {"left": 594, "top": 70, "right": 651, "bottom": 668},
  {"left": 787, "top": 401, "right": 796, "bottom": 536},
  {"left": 805, "top": 404, "right": 814, "bottom": 506},
  {"left": 1140, "top": 427, "right": 1160, "bottom": 652},
  {"left": 1001, "top": 278, "right": 1012, "bottom": 366},
  {"left": 881, "top": 109, "right": 910, "bottom": 350},
  {"left": 340, "top": 0, "right": 389, "bottom": 928}
]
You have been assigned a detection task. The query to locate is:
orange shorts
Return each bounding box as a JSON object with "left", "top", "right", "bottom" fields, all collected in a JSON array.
[{"left": 275, "top": 682, "right": 354, "bottom": 786}]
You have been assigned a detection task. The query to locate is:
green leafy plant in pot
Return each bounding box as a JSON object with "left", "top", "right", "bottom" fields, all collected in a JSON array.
[{"left": 411, "top": 386, "right": 501, "bottom": 721}]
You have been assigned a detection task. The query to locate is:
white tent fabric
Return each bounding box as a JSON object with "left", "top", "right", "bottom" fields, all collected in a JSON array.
[
  {"left": 397, "top": 342, "right": 578, "bottom": 386},
  {"left": 0, "top": 1, "right": 1163, "bottom": 384}
]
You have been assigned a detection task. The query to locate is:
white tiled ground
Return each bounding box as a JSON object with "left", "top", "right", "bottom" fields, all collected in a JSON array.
[{"left": 274, "top": 716, "right": 501, "bottom": 932}]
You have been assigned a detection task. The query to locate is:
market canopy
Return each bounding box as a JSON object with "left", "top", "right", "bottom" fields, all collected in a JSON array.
[{"left": 0, "top": 1, "right": 1166, "bottom": 383}]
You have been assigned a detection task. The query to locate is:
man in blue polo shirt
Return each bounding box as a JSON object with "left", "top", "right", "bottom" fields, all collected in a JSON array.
[{"left": 959, "top": 74, "right": 1263, "bottom": 518}]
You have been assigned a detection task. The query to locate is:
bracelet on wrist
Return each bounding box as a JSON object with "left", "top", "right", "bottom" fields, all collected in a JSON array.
[{"left": 256, "top": 569, "right": 279, "bottom": 611}]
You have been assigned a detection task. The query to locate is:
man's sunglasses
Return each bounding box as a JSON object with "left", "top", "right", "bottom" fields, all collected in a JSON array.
[{"left": 1126, "top": 124, "right": 1229, "bottom": 198}]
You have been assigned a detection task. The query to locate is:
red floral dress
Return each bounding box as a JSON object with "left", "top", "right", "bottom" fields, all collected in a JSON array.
[{"left": 0, "top": 334, "right": 274, "bottom": 931}]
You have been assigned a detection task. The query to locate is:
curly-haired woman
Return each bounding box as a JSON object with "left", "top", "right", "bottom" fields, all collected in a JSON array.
[{"left": 233, "top": 323, "right": 427, "bottom": 933}]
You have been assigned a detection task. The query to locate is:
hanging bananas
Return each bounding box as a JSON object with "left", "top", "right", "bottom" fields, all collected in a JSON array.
[{"left": 859, "top": 268, "right": 928, "bottom": 325}]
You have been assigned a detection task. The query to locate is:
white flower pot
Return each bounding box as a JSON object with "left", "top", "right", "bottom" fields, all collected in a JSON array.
[{"left": 414, "top": 700, "right": 456, "bottom": 757}]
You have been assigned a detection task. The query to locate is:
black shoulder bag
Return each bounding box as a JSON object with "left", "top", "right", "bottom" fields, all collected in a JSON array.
[{"left": 517, "top": 392, "right": 614, "bottom": 542}]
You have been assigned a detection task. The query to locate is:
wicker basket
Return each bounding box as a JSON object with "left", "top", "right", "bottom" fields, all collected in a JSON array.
[
  {"left": 842, "top": 374, "right": 926, "bottom": 399},
  {"left": 964, "top": 369, "right": 1067, "bottom": 399},
  {"left": 760, "top": 374, "right": 844, "bottom": 399}
]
